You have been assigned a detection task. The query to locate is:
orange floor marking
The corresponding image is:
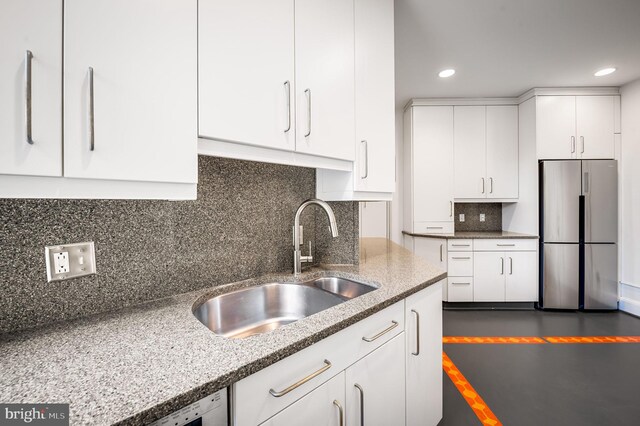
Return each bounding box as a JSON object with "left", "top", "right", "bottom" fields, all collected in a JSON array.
[
  {"left": 442, "top": 351, "right": 503, "bottom": 426},
  {"left": 444, "top": 336, "right": 547, "bottom": 344},
  {"left": 544, "top": 336, "right": 640, "bottom": 344}
]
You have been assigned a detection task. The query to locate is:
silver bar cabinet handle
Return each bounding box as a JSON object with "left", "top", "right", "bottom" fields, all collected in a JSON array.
[
  {"left": 354, "top": 384, "right": 364, "bottom": 426},
  {"left": 581, "top": 136, "right": 585, "bottom": 153},
  {"left": 25, "top": 51, "right": 34, "bottom": 145},
  {"left": 571, "top": 136, "right": 576, "bottom": 153},
  {"left": 481, "top": 177, "right": 485, "bottom": 194},
  {"left": 439, "top": 244, "right": 443, "bottom": 262},
  {"left": 361, "top": 140, "right": 368, "bottom": 179},
  {"left": 411, "top": 309, "right": 420, "bottom": 356},
  {"left": 509, "top": 257, "right": 513, "bottom": 275},
  {"left": 283, "top": 81, "right": 291, "bottom": 133},
  {"left": 489, "top": 177, "right": 493, "bottom": 194},
  {"left": 497, "top": 243, "right": 515, "bottom": 247},
  {"left": 269, "top": 359, "right": 331, "bottom": 397},
  {"left": 304, "top": 88, "right": 311, "bottom": 137},
  {"left": 333, "top": 400, "right": 344, "bottom": 426},
  {"left": 452, "top": 256, "right": 471, "bottom": 260},
  {"left": 88, "top": 67, "right": 95, "bottom": 151},
  {"left": 450, "top": 200, "right": 453, "bottom": 217},
  {"left": 362, "top": 320, "right": 398, "bottom": 342},
  {"left": 500, "top": 257, "right": 504, "bottom": 275}
]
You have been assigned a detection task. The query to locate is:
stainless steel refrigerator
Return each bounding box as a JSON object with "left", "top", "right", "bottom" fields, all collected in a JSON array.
[{"left": 539, "top": 160, "right": 618, "bottom": 310}]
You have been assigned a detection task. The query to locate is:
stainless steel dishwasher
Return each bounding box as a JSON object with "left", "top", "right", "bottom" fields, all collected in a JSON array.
[{"left": 149, "top": 388, "right": 228, "bottom": 426}]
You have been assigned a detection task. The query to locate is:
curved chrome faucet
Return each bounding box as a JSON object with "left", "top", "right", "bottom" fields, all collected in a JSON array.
[{"left": 293, "top": 199, "right": 339, "bottom": 275}]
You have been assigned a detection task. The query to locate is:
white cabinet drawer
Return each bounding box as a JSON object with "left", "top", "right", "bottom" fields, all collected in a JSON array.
[
  {"left": 447, "top": 239, "right": 473, "bottom": 252},
  {"left": 448, "top": 278, "right": 474, "bottom": 302},
  {"left": 473, "top": 239, "right": 537, "bottom": 252},
  {"left": 447, "top": 253, "right": 473, "bottom": 276},
  {"left": 413, "top": 222, "right": 454, "bottom": 234},
  {"left": 233, "top": 301, "right": 405, "bottom": 426}
]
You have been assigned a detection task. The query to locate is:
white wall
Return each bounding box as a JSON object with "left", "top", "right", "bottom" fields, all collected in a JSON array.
[
  {"left": 390, "top": 110, "right": 405, "bottom": 244},
  {"left": 619, "top": 78, "right": 640, "bottom": 316}
]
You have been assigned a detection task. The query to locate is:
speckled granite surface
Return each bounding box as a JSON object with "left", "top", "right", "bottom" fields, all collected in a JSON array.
[
  {"left": 0, "top": 238, "right": 445, "bottom": 426},
  {"left": 0, "top": 156, "right": 358, "bottom": 334},
  {"left": 403, "top": 230, "right": 539, "bottom": 239},
  {"left": 454, "top": 203, "right": 502, "bottom": 232}
]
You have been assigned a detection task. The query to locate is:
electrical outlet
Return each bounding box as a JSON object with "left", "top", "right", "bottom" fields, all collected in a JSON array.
[
  {"left": 459, "top": 214, "right": 465, "bottom": 222},
  {"left": 45, "top": 242, "right": 96, "bottom": 282},
  {"left": 480, "top": 213, "right": 486, "bottom": 222},
  {"left": 53, "top": 252, "right": 69, "bottom": 274}
]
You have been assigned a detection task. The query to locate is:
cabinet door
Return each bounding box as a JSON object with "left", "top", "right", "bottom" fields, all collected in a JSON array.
[
  {"left": 413, "top": 237, "right": 448, "bottom": 300},
  {"left": 505, "top": 251, "right": 538, "bottom": 301},
  {"left": 198, "top": 0, "right": 295, "bottom": 151},
  {"left": 260, "top": 373, "right": 345, "bottom": 426},
  {"left": 536, "top": 96, "right": 576, "bottom": 160},
  {"left": 473, "top": 252, "right": 506, "bottom": 301},
  {"left": 412, "top": 107, "right": 454, "bottom": 223},
  {"left": 406, "top": 281, "right": 443, "bottom": 426},
  {"left": 295, "top": 0, "right": 354, "bottom": 161},
  {"left": 346, "top": 334, "right": 406, "bottom": 426},
  {"left": 454, "top": 106, "right": 486, "bottom": 198},
  {"left": 354, "top": 0, "right": 395, "bottom": 192},
  {"left": 0, "top": 0, "right": 62, "bottom": 177},
  {"left": 486, "top": 106, "right": 518, "bottom": 199},
  {"left": 576, "top": 96, "right": 615, "bottom": 159},
  {"left": 64, "top": 0, "right": 197, "bottom": 183}
]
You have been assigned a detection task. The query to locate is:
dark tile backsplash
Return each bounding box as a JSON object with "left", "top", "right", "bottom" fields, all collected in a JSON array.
[
  {"left": 0, "top": 156, "right": 359, "bottom": 334},
  {"left": 454, "top": 203, "right": 502, "bottom": 232}
]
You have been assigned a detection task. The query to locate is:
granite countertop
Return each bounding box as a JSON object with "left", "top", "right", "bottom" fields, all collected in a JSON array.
[
  {"left": 403, "top": 230, "right": 539, "bottom": 239},
  {"left": 0, "top": 238, "right": 445, "bottom": 426}
]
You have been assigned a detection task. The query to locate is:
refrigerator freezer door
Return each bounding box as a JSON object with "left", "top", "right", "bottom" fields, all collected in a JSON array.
[
  {"left": 583, "top": 160, "right": 618, "bottom": 243},
  {"left": 584, "top": 244, "right": 618, "bottom": 310},
  {"left": 541, "top": 161, "right": 581, "bottom": 243},
  {"left": 542, "top": 244, "right": 579, "bottom": 309}
]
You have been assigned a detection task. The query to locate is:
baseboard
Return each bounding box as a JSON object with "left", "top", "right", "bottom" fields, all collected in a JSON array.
[
  {"left": 619, "top": 297, "right": 640, "bottom": 318},
  {"left": 443, "top": 302, "right": 535, "bottom": 311}
]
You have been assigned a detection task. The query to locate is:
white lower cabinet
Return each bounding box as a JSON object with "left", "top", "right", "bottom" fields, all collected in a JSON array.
[
  {"left": 346, "top": 334, "right": 406, "bottom": 426},
  {"left": 474, "top": 248, "right": 538, "bottom": 302},
  {"left": 405, "top": 281, "right": 443, "bottom": 426},
  {"left": 234, "top": 283, "right": 443, "bottom": 426},
  {"left": 505, "top": 252, "right": 539, "bottom": 301},
  {"left": 260, "top": 373, "right": 346, "bottom": 426},
  {"left": 410, "top": 237, "right": 448, "bottom": 300},
  {"left": 473, "top": 252, "right": 506, "bottom": 302}
]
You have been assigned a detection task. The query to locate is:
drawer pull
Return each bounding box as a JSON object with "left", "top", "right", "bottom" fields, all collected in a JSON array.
[
  {"left": 354, "top": 384, "right": 365, "bottom": 426},
  {"left": 452, "top": 256, "right": 471, "bottom": 260},
  {"left": 426, "top": 226, "right": 443, "bottom": 230},
  {"left": 451, "top": 282, "right": 470, "bottom": 285},
  {"left": 451, "top": 244, "right": 470, "bottom": 247},
  {"left": 269, "top": 359, "right": 332, "bottom": 397},
  {"left": 411, "top": 309, "right": 420, "bottom": 356},
  {"left": 497, "top": 244, "right": 516, "bottom": 247},
  {"left": 362, "top": 320, "right": 399, "bottom": 342}
]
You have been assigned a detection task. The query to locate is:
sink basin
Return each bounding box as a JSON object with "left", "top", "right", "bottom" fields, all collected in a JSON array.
[{"left": 194, "top": 277, "right": 377, "bottom": 339}]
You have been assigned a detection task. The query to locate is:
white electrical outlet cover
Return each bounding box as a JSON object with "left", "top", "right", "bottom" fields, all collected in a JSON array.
[
  {"left": 480, "top": 214, "right": 486, "bottom": 222},
  {"left": 45, "top": 242, "right": 96, "bottom": 282},
  {"left": 459, "top": 214, "right": 465, "bottom": 222}
]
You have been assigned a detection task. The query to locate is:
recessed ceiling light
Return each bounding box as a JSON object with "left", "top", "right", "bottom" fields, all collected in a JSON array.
[
  {"left": 438, "top": 69, "right": 456, "bottom": 78},
  {"left": 594, "top": 67, "right": 616, "bottom": 77}
]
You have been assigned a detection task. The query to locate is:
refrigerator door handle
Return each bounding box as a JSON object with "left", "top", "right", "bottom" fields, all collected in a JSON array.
[{"left": 583, "top": 172, "right": 589, "bottom": 194}]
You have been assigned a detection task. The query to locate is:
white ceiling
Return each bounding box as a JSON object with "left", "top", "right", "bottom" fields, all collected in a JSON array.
[{"left": 394, "top": 0, "right": 640, "bottom": 107}]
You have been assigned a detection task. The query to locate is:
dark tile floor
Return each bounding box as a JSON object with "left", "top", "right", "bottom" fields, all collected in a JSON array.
[{"left": 439, "top": 309, "right": 640, "bottom": 426}]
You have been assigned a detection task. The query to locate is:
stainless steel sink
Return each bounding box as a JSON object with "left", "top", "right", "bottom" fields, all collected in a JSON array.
[{"left": 193, "top": 277, "right": 377, "bottom": 339}]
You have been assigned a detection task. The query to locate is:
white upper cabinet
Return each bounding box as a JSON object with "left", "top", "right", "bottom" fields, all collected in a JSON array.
[
  {"left": 315, "top": 0, "right": 395, "bottom": 201},
  {"left": 64, "top": 0, "right": 197, "bottom": 184},
  {"left": 295, "top": 0, "right": 355, "bottom": 161},
  {"left": 486, "top": 106, "right": 519, "bottom": 199},
  {"left": 404, "top": 106, "right": 454, "bottom": 234},
  {"left": 198, "top": 0, "right": 295, "bottom": 151},
  {"left": 576, "top": 96, "right": 615, "bottom": 159},
  {"left": 454, "top": 106, "right": 486, "bottom": 199},
  {"left": 536, "top": 95, "right": 616, "bottom": 160},
  {"left": 0, "top": 0, "right": 62, "bottom": 177},
  {"left": 453, "top": 105, "right": 519, "bottom": 201},
  {"left": 353, "top": 0, "right": 395, "bottom": 193}
]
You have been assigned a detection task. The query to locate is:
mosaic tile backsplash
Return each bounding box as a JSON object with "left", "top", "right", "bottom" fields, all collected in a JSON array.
[{"left": 0, "top": 156, "right": 359, "bottom": 334}]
